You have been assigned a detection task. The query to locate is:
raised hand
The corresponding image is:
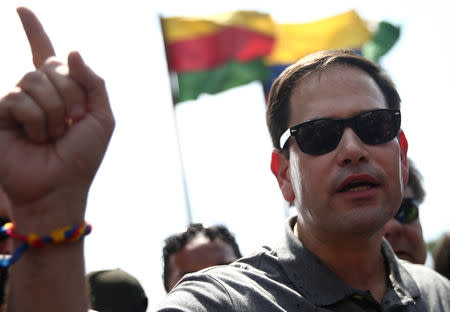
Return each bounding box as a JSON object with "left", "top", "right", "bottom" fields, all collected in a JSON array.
[
  {"left": 0, "top": 7, "right": 115, "bottom": 312},
  {"left": 0, "top": 7, "right": 115, "bottom": 230}
]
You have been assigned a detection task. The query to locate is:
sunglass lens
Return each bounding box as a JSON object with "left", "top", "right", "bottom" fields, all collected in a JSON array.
[
  {"left": 404, "top": 200, "right": 419, "bottom": 223},
  {"left": 395, "top": 199, "right": 419, "bottom": 224},
  {"left": 297, "top": 119, "right": 342, "bottom": 155},
  {"left": 355, "top": 110, "right": 400, "bottom": 145}
]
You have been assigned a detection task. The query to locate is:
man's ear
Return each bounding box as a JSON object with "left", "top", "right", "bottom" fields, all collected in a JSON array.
[
  {"left": 271, "top": 149, "right": 295, "bottom": 202},
  {"left": 398, "top": 130, "right": 409, "bottom": 185}
]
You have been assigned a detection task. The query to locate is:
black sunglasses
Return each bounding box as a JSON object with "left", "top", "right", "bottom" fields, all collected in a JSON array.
[
  {"left": 394, "top": 198, "right": 419, "bottom": 224},
  {"left": 279, "top": 109, "right": 401, "bottom": 155}
]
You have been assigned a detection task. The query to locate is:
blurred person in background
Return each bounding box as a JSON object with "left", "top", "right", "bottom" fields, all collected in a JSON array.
[
  {"left": 383, "top": 158, "right": 427, "bottom": 264},
  {"left": 162, "top": 223, "right": 242, "bottom": 292},
  {"left": 433, "top": 232, "right": 450, "bottom": 279},
  {"left": 87, "top": 268, "right": 148, "bottom": 312}
]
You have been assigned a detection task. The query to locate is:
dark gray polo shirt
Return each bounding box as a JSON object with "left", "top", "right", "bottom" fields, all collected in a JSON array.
[{"left": 157, "top": 217, "right": 450, "bottom": 311}]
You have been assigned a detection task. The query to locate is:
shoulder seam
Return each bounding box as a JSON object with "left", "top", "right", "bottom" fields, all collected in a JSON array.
[{"left": 203, "top": 273, "right": 236, "bottom": 310}]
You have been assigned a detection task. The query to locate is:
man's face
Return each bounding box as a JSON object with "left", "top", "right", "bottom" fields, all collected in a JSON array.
[
  {"left": 281, "top": 65, "right": 407, "bottom": 240},
  {"left": 166, "top": 233, "right": 238, "bottom": 291},
  {"left": 383, "top": 186, "right": 427, "bottom": 264}
]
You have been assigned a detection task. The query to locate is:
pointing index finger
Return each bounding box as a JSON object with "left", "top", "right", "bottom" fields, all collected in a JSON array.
[{"left": 16, "top": 7, "right": 56, "bottom": 69}]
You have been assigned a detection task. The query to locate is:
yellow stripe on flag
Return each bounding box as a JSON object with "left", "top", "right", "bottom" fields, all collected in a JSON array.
[
  {"left": 162, "top": 10, "right": 275, "bottom": 44},
  {"left": 265, "top": 10, "right": 372, "bottom": 65}
]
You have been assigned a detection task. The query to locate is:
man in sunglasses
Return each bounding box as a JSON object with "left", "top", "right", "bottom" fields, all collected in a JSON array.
[
  {"left": 158, "top": 49, "right": 450, "bottom": 310},
  {"left": 383, "top": 158, "right": 427, "bottom": 265}
]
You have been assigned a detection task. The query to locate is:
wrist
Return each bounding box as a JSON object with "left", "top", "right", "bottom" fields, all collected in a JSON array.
[
  {"left": 10, "top": 192, "right": 87, "bottom": 236},
  {"left": 1, "top": 220, "right": 91, "bottom": 268}
]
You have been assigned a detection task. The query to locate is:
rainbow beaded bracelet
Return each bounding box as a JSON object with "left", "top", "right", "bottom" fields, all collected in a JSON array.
[{"left": 0, "top": 222, "right": 91, "bottom": 268}]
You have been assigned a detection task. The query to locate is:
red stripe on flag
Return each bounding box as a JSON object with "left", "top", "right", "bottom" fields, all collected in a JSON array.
[{"left": 166, "top": 26, "right": 274, "bottom": 72}]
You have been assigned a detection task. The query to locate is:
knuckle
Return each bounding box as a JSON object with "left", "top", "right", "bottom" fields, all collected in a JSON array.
[
  {"left": 3, "top": 88, "right": 25, "bottom": 103},
  {"left": 45, "top": 67, "right": 84, "bottom": 105},
  {"left": 43, "top": 100, "right": 62, "bottom": 115},
  {"left": 42, "top": 57, "right": 63, "bottom": 68},
  {"left": 11, "top": 98, "right": 44, "bottom": 125},
  {"left": 56, "top": 78, "right": 75, "bottom": 96},
  {"left": 20, "top": 71, "right": 46, "bottom": 86},
  {"left": 24, "top": 106, "right": 44, "bottom": 123}
]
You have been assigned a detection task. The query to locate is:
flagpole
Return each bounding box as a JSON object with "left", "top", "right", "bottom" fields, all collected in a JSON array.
[
  {"left": 172, "top": 110, "right": 193, "bottom": 225},
  {"left": 159, "top": 15, "right": 193, "bottom": 225}
]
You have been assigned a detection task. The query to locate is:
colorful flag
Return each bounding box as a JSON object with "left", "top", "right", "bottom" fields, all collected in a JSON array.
[
  {"left": 262, "top": 10, "right": 373, "bottom": 96},
  {"left": 162, "top": 10, "right": 400, "bottom": 103},
  {"left": 162, "top": 11, "right": 276, "bottom": 103}
]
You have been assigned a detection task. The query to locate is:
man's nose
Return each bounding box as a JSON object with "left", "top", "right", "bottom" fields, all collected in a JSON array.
[{"left": 336, "top": 128, "right": 369, "bottom": 166}]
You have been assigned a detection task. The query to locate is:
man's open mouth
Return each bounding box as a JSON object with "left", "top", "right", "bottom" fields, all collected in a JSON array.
[{"left": 338, "top": 181, "right": 378, "bottom": 193}]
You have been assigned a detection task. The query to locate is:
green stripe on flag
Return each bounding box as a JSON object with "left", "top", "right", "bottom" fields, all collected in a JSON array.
[
  {"left": 362, "top": 21, "right": 400, "bottom": 63},
  {"left": 176, "top": 59, "right": 268, "bottom": 102}
]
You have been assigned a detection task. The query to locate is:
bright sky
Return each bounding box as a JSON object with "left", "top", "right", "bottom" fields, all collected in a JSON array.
[{"left": 1, "top": 0, "right": 449, "bottom": 309}]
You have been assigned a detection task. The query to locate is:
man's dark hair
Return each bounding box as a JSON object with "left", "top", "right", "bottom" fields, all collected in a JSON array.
[
  {"left": 162, "top": 223, "right": 242, "bottom": 292},
  {"left": 407, "top": 157, "right": 425, "bottom": 203},
  {"left": 266, "top": 49, "right": 401, "bottom": 153}
]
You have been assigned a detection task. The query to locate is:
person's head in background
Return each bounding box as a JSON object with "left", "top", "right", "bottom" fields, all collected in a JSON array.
[
  {"left": 163, "top": 223, "right": 242, "bottom": 292},
  {"left": 383, "top": 158, "right": 427, "bottom": 264},
  {"left": 86, "top": 268, "right": 148, "bottom": 312},
  {"left": 433, "top": 232, "right": 450, "bottom": 279}
]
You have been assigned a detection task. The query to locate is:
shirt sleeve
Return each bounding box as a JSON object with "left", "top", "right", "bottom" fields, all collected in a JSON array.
[{"left": 156, "top": 272, "right": 235, "bottom": 312}]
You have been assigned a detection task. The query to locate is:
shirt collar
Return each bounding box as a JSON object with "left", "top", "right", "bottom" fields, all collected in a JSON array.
[
  {"left": 275, "top": 216, "right": 420, "bottom": 306},
  {"left": 382, "top": 236, "right": 420, "bottom": 301}
]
